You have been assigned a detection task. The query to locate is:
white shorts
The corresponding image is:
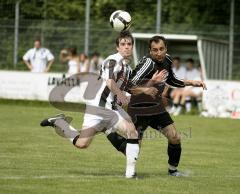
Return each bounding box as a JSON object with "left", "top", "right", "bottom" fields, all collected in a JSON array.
[
  {"left": 184, "top": 86, "right": 202, "bottom": 96},
  {"left": 82, "top": 105, "right": 132, "bottom": 133},
  {"left": 191, "top": 87, "right": 202, "bottom": 96}
]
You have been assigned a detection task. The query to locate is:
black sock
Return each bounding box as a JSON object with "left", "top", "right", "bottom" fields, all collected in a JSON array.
[
  {"left": 173, "top": 103, "right": 178, "bottom": 108},
  {"left": 168, "top": 143, "right": 182, "bottom": 167},
  {"left": 106, "top": 132, "right": 127, "bottom": 155},
  {"left": 72, "top": 135, "right": 80, "bottom": 145}
]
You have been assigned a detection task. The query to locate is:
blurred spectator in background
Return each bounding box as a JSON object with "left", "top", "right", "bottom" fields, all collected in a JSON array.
[
  {"left": 172, "top": 57, "right": 186, "bottom": 78},
  {"left": 89, "top": 52, "right": 103, "bottom": 74},
  {"left": 172, "top": 58, "right": 202, "bottom": 115},
  {"left": 169, "top": 57, "right": 186, "bottom": 114},
  {"left": 79, "top": 53, "right": 90, "bottom": 72},
  {"left": 23, "top": 38, "right": 54, "bottom": 73},
  {"left": 60, "top": 47, "right": 80, "bottom": 75}
]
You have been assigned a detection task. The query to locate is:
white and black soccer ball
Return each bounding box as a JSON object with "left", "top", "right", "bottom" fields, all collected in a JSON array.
[{"left": 110, "top": 10, "right": 132, "bottom": 32}]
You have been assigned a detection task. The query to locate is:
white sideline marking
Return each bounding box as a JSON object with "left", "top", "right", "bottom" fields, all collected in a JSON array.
[
  {"left": 0, "top": 174, "right": 240, "bottom": 180},
  {"left": 0, "top": 174, "right": 123, "bottom": 180}
]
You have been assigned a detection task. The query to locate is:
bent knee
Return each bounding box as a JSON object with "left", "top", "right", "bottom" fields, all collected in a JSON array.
[
  {"left": 74, "top": 141, "right": 89, "bottom": 149},
  {"left": 168, "top": 134, "right": 181, "bottom": 144},
  {"left": 127, "top": 127, "right": 138, "bottom": 139}
]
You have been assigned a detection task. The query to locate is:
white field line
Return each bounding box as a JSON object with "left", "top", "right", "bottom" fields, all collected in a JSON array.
[
  {"left": 0, "top": 174, "right": 123, "bottom": 180},
  {"left": 0, "top": 174, "right": 240, "bottom": 180}
]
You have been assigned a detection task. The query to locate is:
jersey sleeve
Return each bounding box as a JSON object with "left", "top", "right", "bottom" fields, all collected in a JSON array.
[
  {"left": 46, "top": 49, "right": 54, "bottom": 61},
  {"left": 165, "top": 55, "right": 185, "bottom": 88},
  {"left": 129, "top": 57, "right": 155, "bottom": 87},
  {"left": 100, "top": 59, "right": 117, "bottom": 81},
  {"left": 23, "top": 50, "right": 31, "bottom": 61}
]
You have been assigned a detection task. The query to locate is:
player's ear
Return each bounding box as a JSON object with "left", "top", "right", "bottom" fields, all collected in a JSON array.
[
  {"left": 116, "top": 46, "right": 120, "bottom": 52},
  {"left": 149, "top": 48, "right": 152, "bottom": 55}
]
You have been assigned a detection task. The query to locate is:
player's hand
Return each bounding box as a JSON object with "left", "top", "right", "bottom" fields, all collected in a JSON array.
[
  {"left": 151, "top": 69, "right": 168, "bottom": 83},
  {"left": 142, "top": 87, "right": 158, "bottom": 98},
  {"left": 117, "top": 92, "right": 129, "bottom": 106},
  {"left": 191, "top": 80, "right": 207, "bottom": 90},
  {"left": 28, "top": 64, "right": 33, "bottom": 70}
]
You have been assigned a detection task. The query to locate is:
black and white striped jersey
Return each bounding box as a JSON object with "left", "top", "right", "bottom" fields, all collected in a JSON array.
[
  {"left": 129, "top": 54, "right": 185, "bottom": 88},
  {"left": 90, "top": 52, "right": 132, "bottom": 110}
]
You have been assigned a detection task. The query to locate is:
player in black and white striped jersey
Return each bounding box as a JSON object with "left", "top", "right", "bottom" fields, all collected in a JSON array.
[
  {"left": 94, "top": 52, "right": 132, "bottom": 110},
  {"left": 106, "top": 35, "right": 206, "bottom": 177},
  {"left": 40, "top": 31, "right": 167, "bottom": 179}
]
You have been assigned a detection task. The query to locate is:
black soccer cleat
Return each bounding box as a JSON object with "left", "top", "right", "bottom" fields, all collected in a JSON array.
[
  {"left": 125, "top": 173, "right": 138, "bottom": 179},
  {"left": 40, "top": 113, "right": 66, "bottom": 127},
  {"left": 168, "top": 169, "right": 185, "bottom": 177}
]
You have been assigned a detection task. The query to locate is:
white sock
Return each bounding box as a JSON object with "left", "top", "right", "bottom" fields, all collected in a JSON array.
[
  {"left": 186, "top": 102, "right": 191, "bottom": 112},
  {"left": 170, "top": 106, "right": 176, "bottom": 114},
  {"left": 173, "top": 106, "right": 182, "bottom": 116},
  {"left": 54, "top": 119, "right": 80, "bottom": 143},
  {"left": 125, "top": 142, "right": 139, "bottom": 178},
  {"left": 197, "top": 101, "right": 202, "bottom": 112}
]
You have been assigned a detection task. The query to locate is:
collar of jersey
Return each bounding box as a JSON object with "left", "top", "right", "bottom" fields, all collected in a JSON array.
[{"left": 117, "top": 52, "right": 129, "bottom": 65}]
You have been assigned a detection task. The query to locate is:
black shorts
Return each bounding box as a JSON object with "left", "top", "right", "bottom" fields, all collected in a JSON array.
[{"left": 133, "top": 112, "right": 174, "bottom": 139}]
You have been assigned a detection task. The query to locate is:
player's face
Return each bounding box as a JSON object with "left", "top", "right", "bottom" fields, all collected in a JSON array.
[
  {"left": 149, "top": 40, "right": 167, "bottom": 62},
  {"left": 117, "top": 38, "right": 133, "bottom": 58},
  {"left": 34, "top": 41, "right": 41, "bottom": 49}
]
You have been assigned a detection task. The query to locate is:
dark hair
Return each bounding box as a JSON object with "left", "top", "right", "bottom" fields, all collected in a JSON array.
[
  {"left": 173, "top": 56, "right": 181, "bottom": 61},
  {"left": 68, "top": 47, "right": 77, "bottom": 56},
  {"left": 149, "top": 35, "right": 167, "bottom": 49},
  {"left": 186, "top": 58, "right": 194, "bottom": 64},
  {"left": 115, "top": 30, "right": 134, "bottom": 47},
  {"left": 91, "top": 51, "right": 100, "bottom": 57},
  {"left": 34, "top": 37, "right": 41, "bottom": 43},
  {"left": 79, "top": 53, "right": 88, "bottom": 59}
]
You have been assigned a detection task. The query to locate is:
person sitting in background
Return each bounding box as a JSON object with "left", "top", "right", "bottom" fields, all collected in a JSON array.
[
  {"left": 60, "top": 47, "right": 80, "bottom": 75},
  {"left": 23, "top": 38, "right": 54, "bottom": 73},
  {"left": 79, "top": 53, "right": 90, "bottom": 72},
  {"left": 89, "top": 52, "right": 103, "bottom": 74},
  {"left": 172, "top": 58, "right": 202, "bottom": 115},
  {"left": 169, "top": 57, "right": 186, "bottom": 114},
  {"left": 172, "top": 57, "right": 186, "bottom": 78}
]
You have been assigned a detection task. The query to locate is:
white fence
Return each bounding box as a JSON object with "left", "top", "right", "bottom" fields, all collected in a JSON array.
[{"left": 1, "top": 70, "right": 240, "bottom": 119}]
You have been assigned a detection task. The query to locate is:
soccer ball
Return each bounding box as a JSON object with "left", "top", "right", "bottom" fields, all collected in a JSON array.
[{"left": 110, "top": 10, "right": 132, "bottom": 32}]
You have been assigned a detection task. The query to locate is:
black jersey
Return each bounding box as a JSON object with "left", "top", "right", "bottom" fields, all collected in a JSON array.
[
  {"left": 127, "top": 54, "right": 185, "bottom": 117},
  {"left": 129, "top": 54, "right": 185, "bottom": 88}
]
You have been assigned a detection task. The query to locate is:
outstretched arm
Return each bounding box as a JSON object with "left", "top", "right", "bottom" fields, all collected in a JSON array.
[{"left": 183, "top": 80, "right": 207, "bottom": 90}]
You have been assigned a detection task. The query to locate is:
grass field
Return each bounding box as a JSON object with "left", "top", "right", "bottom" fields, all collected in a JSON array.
[{"left": 0, "top": 101, "right": 240, "bottom": 194}]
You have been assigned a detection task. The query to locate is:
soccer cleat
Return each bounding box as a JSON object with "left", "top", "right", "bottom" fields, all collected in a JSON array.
[
  {"left": 40, "top": 113, "right": 67, "bottom": 127},
  {"left": 168, "top": 169, "right": 185, "bottom": 177},
  {"left": 125, "top": 173, "right": 138, "bottom": 179}
]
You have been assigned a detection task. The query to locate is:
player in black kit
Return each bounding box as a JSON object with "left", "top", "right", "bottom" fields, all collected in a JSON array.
[{"left": 106, "top": 35, "right": 206, "bottom": 176}]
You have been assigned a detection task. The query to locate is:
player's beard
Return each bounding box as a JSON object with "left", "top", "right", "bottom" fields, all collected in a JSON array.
[{"left": 152, "top": 56, "right": 164, "bottom": 63}]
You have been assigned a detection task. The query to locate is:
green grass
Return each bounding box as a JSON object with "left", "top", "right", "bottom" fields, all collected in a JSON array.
[{"left": 0, "top": 101, "right": 240, "bottom": 194}]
